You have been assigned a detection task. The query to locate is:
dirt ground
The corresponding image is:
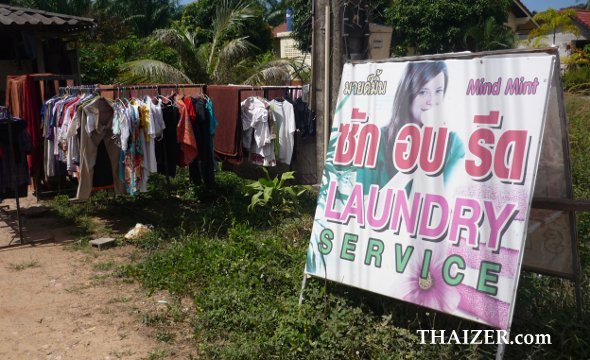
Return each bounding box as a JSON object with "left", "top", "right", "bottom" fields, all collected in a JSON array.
[{"left": 0, "top": 195, "right": 196, "bottom": 359}]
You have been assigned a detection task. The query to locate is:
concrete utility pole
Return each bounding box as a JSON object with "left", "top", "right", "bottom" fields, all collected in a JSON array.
[{"left": 311, "top": 0, "right": 345, "bottom": 182}]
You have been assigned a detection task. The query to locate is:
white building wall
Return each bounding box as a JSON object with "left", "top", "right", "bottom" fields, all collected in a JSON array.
[{"left": 277, "top": 31, "right": 311, "bottom": 65}]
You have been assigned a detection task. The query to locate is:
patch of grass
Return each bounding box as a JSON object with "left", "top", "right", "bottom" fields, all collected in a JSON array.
[
  {"left": 567, "top": 95, "right": 590, "bottom": 198},
  {"left": 92, "top": 261, "right": 115, "bottom": 271},
  {"left": 109, "top": 349, "right": 134, "bottom": 357},
  {"left": 90, "top": 273, "right": 110, "bottom": 284},
  {"left": 146, "top": 348, "right": 170, "bottom": 360},
  {"left": 8, "top": 259, "right": 40, "bottom": 271},
  {"left": 155, "top": 330, "right": 175, "bottom": 343},
  {"left": 108, "top": 295, "right": 130, "bottom": 304},
  {"left": 64, "top": 283, "right": 93, "bottom": 294},
  {"left": 142, "top": 312, "right": 168, "bottom": 327}
]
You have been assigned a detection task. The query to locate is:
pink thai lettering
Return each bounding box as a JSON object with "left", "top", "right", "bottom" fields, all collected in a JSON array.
[
  {"left": 394, "top": 124, "right": 450, "bottom": 175},
  {"left": 493, "top": 130, "right": 529, "bottom": 184},
  {"left": 420, "top": 127, "right": 449, "bottom": 175},
  {"left": 466, "top": 128, "right": 530, "bottom": 184},
  {"left": 334, "top": 123, "right": 358, "bottom": 165},
  {"left": 465, "top": 128, "right": 495, "bottom": 181},
  {"left": 334, "top": 123, "right": 380, "bottom": 168}
]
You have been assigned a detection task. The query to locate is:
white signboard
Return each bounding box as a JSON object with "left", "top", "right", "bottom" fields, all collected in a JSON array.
[{"left": 305, "top": 53, "right": 555, "bottom": 330}]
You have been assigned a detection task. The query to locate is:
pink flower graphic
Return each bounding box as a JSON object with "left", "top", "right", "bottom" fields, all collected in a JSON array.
[{"left": 398, "top": 249, "right": 461, "bottom": 313}]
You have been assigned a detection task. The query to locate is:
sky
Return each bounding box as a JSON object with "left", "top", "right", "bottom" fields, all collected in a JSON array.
[{"left": 522, "top": 0, "right": 583, "bottom": 12}]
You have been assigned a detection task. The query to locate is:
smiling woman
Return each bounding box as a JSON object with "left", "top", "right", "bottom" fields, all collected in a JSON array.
[{"left": 355, "top": 61, "right": 465, "bottom": 190}]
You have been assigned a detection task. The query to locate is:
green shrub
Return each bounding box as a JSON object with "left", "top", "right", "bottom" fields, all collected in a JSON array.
[
  {"left": 244, "top": 168, "right": 312, "bottom": 222},
  {"left": 563, "top": 66, "right": 590, "bottom": 93}
]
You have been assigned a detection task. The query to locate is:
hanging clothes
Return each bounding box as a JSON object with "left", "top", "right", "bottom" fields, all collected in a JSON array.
[
  {"left": 119, "top": 100, "right": 144, "bottom": 196},
  {"left": 189, "top": 96, "right": 215, "bottom": 188},
  {"left": 0, "top": 118, "right": 30, "bottom": 199},
  {"left": 269, "top": 98, "right": 296, "bottom": 165},
  {"left": 77, "top": 96, "right": 125, "bottom": 199},
  {"left": 175, "top": 98, "right": 198, "bottom": 167},
  {"left": 209, "top": 85, "right": 244, "bottom": 164},
  {"left": 5, "top": 75, "right": 26, "bottom": 118},
  {"left": 241, "top": 96, "right": 276, "bottom": 167},
  {"left": 143, "top": 96, "right": 166, "bottom": 180},
  {"left": 156, "top": 99, "right": 180, "bottom": 177},
  {"left": 293, "top": 97, "right": 315, "bottom": 137},
  {"left": 40, "top": 84, "right": 211, "bottom": 199}
]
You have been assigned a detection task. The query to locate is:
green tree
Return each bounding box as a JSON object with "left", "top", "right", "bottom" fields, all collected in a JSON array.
[
  {"left": 179, "top": 0, "right": 272, "bottom": 54},
  {"left": 80, "top": 35, "right": 178, "bottom": 84},
  {"left": 385, "top": 0, "right": 512, "bottom": 55},
  {"left": 120, "top": 0, "right": 299, "bottom": 85},
  {"left": 289, "top": 0, "right": 396, "bottom": 53},
  {"left": 528, "top": 8, "right": 580, "bottom": 45},
  {"left": 290, "top": 0, "right": 311, "bottom": 52},
  {"left": 257, "top": 0, "right": 289, "bottom": 27},
  {"left": 178, "top": 0, "right": 217, "bottom": 45},
  {"left": 464, "top": 16, "right": 515, "bottom": 52},
  {"left": 94, "top": 0, "right": 179, "bottom": 37}
]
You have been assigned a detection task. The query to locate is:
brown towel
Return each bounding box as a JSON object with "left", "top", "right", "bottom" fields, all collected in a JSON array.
[{"left": 209, "top": 85, "right": 248, "bottom": 163}]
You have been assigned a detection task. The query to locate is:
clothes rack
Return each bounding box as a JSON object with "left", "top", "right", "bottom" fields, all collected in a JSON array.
[
  {"left": 93, "top": 84, "right": 208, "bottom": 186},
  {"left": 54, "top": 83, "right": 209, "bottom": 196},
  {"left": 4, "top": 74, "right": 78, "bottom": 202}
]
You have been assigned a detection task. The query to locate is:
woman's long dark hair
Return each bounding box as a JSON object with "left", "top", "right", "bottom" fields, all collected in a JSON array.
[{"left": 385, "top": 61, "right": 448, "bottom": 167}]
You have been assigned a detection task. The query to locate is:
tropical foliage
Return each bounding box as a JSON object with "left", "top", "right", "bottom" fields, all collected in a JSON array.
[
  {"left": 289, "top": 0, "right": 389, "bottom": 53},
  {"left": 119, "top": 0, "right": 303, "bottom": 85},
  {"left": 385, "top": 0, "right": 513, "bottom": 55},
  {"left": 93, "top": 0, "right": 179, "bottom": 37},
  {"left": 13, "top": 0, "right": 306, "bottom": 85},
  {"left": 464, "top": 16, "right": 515, "bottom": 52},
  {"left": 528, "top": 8, "right": 580, "bottom": 45},
  {"left": 244, "top": 168, "right": 311, "bottom": 219},
  {"left": 290, "top": 0, "right": 312, "bottom": 52}
]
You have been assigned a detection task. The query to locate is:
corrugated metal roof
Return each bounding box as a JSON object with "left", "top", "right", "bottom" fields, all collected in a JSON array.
[{"left": 0, "top": 3, "right": 95, "bottom": 30}]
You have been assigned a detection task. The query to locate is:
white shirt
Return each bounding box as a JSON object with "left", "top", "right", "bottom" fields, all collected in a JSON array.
[{"left": 270, "top": 99, "right": 296, "bottom": 165}]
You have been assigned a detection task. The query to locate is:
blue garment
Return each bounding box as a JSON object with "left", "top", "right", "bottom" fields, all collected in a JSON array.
[{"left": 206, "top": 98, "right": 218, "bottom": 169}]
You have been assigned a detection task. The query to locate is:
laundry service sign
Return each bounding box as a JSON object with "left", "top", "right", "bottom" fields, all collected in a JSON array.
[{"left": 305, "top": 53, "right": 555, "bottom": 330}]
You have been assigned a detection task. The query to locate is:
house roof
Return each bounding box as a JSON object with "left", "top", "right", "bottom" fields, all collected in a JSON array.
[
  {"left": 574, "top": 10, "right": 590, "bottom": 31},
  {"left": 0, "top": 3, "right": 95, "bottom": 32},
  {"left": 511, "top": 0, "right": 533, "bottom": 18},
  {"left": 272, "top": 22, "right": 287, "bottom": 37}
]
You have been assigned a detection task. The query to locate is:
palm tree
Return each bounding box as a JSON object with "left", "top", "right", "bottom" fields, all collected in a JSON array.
[
  {"left": 529, "top": 8, "right": 580, "bottom": 46},
  {"left": 206, "top": 0, "right": 255, "bottom": 82},
  {"left": 94, "top": 0, "right": 178, "bottom": 37},
  {"left": 119, "top": 0, "right": 304, "bottom": 85},
  {"left": 257, "top": 0, "right": 289, "bottom": 27}
]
